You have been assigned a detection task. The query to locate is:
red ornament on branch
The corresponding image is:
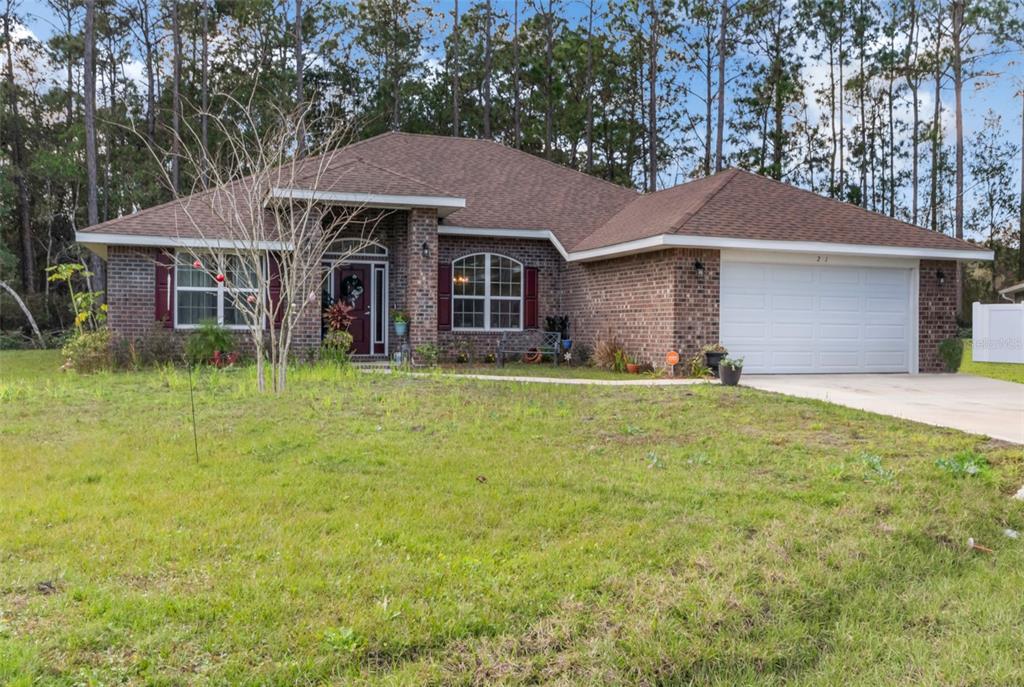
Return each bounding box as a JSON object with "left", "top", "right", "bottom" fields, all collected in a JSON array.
[
  {"left": 215, "top": 273, "right": 225, "bottom": 283},
  {"left": 247, "top": 294, "right": 257, "bottom": 304},
  {"left": 193, "top": 259, "right": 202, "bottom": 269}
]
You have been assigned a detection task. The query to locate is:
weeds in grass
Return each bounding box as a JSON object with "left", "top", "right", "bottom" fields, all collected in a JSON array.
[
  {"left": 936, "top": 450, "right": 991, "bottom": 479},
  {"left": 646, "top": 451, "right": 666, "bottom": 469},
  {"left": 861, "top": 453, "right": 895, "bottom": 482}
]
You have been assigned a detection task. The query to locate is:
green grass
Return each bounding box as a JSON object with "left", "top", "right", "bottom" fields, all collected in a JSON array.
[
  {"left": 439, "top": 361, "right": 656, "bottom": 380},
  {"left": 2, "top": 350, "right": 1023, "bottom": 685},
  {"left": 959, "top": 340, "right": 1024, "bottom": 384}
]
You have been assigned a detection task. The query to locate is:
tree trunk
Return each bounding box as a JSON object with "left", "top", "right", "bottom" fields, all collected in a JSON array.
[
  {"left": 858, "top": 3, "right": 867, "bottom": 207},
  {"left": 84, "top": 0, "right": 103, "bottom": 292},
  {"left": 1019, "top": 89, "right": 1023, "bottom": 279},
  {"left": 647, "top": 0, "right": 658, "bottom": 191},
  {"left": 0, "top": 280, "right": 44, "bottom": 345},
  {"left": 295, "top": 0, "right": 305, "bottom": 156},
  {"left": 704, "top": 38, "right": 713, "bottom": 176},
  {"left": 513, "top": 0, "right": 521, "bottom": 148},
  {"left": 544, "top": 1, "right": 553, "bottom": 159},
  {"left": 714, "top": 0, "right": 727, "bottom": 172},
  {"left": 483, "top": 0, "right": 492, "bottom": 138},
  {"left": 390, "top": 5, "right": 400, "bottom": 130},
  {"left": 141, "top": 0, "right": 156, "bottom": 146},
  {"left": 171, "top": 0, "right": 182, "bottom": 193},
  {"left": 930, "top": 53, "right": 941, "bottom": 233},
  {"left": 951, "top": 0, "right": 964, "bottom": 241},
  {"left": 201, "top": 0, "right": 209, "bottom": 176},
  {"left": 585, "top": 0, "right": 595, "bottom": 173},
  {"left": 911, "top": 81, "right": 919, "bottom": 224},
  {"left": 828, "top": 41, "right": 836, "bottom": 195},
  {"left": 451, "top": 0, "right": 459, "bottom": 136},
  {"left": 3, "top": 9, "right": 35, "bottom": 293},
  {"left": 838, "top": 7, "right": 845, "bottom": 195}
]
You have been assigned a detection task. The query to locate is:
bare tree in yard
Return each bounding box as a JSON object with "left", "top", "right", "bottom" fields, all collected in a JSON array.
[{"left": 141, "top": 100, "right": 384, "bottom": 393}]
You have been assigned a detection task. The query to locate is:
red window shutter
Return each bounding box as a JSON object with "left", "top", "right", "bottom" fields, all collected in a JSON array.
[
  {"left": 268, "top": 253, "right": 284, "bottom": 328},
  {"left": 524, "top": 266, "right": 538, "bottom": 329},
  {"left": 437, "top": 262, "right": 452, "bottom": 331},
  {"left": 155, "top": 252, "right": 174, "bottom": 328}
]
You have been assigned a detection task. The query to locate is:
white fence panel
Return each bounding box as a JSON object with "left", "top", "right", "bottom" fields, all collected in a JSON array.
[{"left": 972, "top": 302, "right": 1024, "bottom": 364}]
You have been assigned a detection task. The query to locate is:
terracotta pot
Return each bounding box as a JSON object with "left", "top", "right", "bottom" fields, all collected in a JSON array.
[
  {"left": 720, "top": 365, "right": 742, "bottom": 386},
  {"left": 626, "top": 363, "right": 639, "bottom": 374}
]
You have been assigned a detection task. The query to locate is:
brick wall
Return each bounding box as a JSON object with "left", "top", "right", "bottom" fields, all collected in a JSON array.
[
  {"left": 562, "top": 248, "right": 721, "bottom": 368},
  {"left": 107, "top": 246, "right": 159, "bottom": 341},
  {"left": 673, "top": 248, "right": 720, "bottom": 364},
  {"left": 105, "top": 244, "right": 322, "bottom": 358},
  {"left": 919, "top": 259, "right": 959, "bottom": 373},
  {"left": 563, "top": 250, "right": 678, "bottom": 366},
  {"left": 437, "top": 235, "right": 564, "bottom": 359},
  {"left": 405, "top": 208, "right": 439, "bottom": 350}
]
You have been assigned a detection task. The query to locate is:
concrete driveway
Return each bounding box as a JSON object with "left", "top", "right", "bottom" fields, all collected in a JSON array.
[{"left": 742, "top": 374, "right": 1024, "bottom": 444}]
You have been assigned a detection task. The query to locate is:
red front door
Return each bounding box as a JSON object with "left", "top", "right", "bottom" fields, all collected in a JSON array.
[{"left": 337, "top": 264, "right": 371, "bottom": 355}]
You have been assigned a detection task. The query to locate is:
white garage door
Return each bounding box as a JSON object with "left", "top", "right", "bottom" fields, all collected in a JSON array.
[{"left": 720, "top": 260, "right": 912, "bottom": 374}]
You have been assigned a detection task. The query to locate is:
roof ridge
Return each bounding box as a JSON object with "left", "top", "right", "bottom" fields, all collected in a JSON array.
[
  {"left": 722, "top": 167, "right": 983, "bottom": 248},
  {"left": 670, "top": 169, "right": 740, "bottom": 233}
]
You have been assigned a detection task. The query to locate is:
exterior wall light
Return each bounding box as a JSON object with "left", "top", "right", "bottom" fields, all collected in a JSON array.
[
  {"left": 421, "top": 241, "right": 430, "bottom": 258},
  {"left": 937, "top": 269, "right": 946, "bottom": 285},
  {"left": 694, "top": 259, "right": 705, "bottom": 278}
]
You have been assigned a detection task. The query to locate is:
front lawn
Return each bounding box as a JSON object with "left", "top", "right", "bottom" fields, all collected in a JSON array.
[
  {"left": 2, "top": 351, "right": 1023, "bottom": 685},
  {"left": 959, "top": 339, "right": 1024, "bottom": 384},
  {"left": 438, "top": 361, "right": 662, "bottom": 380}
]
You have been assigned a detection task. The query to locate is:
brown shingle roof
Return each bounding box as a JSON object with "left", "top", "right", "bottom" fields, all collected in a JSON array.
[
  {"left": 83, "top": 133, "right": 984, "bottom": 257},
  {"left": 321, "top": 132, "right": 638, "bottom": 247},
  {"left": 576, "top": 168, "right": 986, "bottom": 253}
]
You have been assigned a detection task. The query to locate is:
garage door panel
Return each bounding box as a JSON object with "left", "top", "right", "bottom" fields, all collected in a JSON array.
[
  {"left": 722, "top": 292, "right": 768, "bottom": 310},
  {"left": 769, "top": 351, "right": 815, "bottom": 369},
  {"left": 721, "top": 260, "right": 912, "bottom": 374},
  {"left": 722, "top": 322, "right": 768, "bottom": 340},
  {"left": 818, "top": 324, "right": 861, "bottom": 340},
  {"left": 818, "top": 266, "right": 862, "bottom": 285},
  {"left": 819, "top": 296, "right": 861, "bottom": 312},
  {"left": 865, "top": 324, "right": 906, "bottom": 340},
  {"left": 771, "top": 323, "right": 816, "bottom": 340}
]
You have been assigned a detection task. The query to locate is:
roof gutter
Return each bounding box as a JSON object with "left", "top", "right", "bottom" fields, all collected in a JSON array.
[
  {"left": 269, "top": 187, "right": 467, "bottom": 218},
  {"left": 75, "top": 231, "right": 293, "bottom": 260},
  {"left": 439, "top": 226, "right": 994, "bottom": 263}
]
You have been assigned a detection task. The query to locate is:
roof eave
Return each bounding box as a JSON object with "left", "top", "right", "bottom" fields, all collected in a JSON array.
[
  {"left": 75, "top": 231, "right": 294, "bottom": 252},
  {"left": 268, "top": 187, "right": 467, "bottom": 218},
  {"left": 566, "top": 234, "right": 995, "bottom": 263}
]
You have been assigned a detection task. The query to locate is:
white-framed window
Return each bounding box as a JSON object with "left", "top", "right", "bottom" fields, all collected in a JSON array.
[
  {"left": 452, "top": 253, "right": 523, "bottom": 331},
  {"left": 175, "top": 252, "right": 259, "bottom": 329}
]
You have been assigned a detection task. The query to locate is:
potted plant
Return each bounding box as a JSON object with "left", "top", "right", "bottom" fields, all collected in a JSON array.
[
  {"left": 391, "top": 309, "right": 409, "bottom": 337},
  {"left": 719, "top": 356, "right": 744, "bottom": 386},
  {"left": 702, "top": 343, "right": 728, "bottom": 376},
  {"left": 625, "top": 354, "right": 640, "bottom": 374}
]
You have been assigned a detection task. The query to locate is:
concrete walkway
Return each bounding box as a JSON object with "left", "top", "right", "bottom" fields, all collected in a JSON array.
[{"left": 743, "top": 374, "right": 1024, "bottom": 444}]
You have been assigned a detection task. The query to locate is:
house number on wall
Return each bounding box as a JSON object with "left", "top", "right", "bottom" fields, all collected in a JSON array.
[{"left": 816, "top": 255, "right": 830, "bottom": 263}]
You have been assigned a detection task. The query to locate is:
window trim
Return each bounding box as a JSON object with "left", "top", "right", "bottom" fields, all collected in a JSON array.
[
  {"left": 173, "top": 251, "right": 260, "bottom": 331},
  {"left": 451, "top": 253, "right": 524, "bottom": 332}
]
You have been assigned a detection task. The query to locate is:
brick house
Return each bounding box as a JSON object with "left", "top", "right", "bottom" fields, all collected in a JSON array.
[{"left": 78, "top": 132, "right": 992, "bottom": 373}]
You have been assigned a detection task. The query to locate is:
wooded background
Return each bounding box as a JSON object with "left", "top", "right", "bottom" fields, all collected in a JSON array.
[{"left": 2, "top": 0, "right": 1023, "bottom": 332}]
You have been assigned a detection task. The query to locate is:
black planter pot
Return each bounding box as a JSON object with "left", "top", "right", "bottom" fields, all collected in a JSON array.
[
  {"left": 705, "top": 351, "right": 726, "bottom": 376},
  {"left": 720, "top": 365, "right": 742, "bottom": 386}
]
